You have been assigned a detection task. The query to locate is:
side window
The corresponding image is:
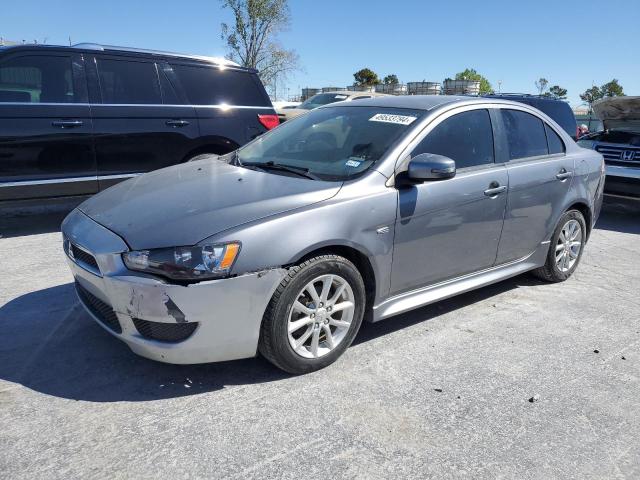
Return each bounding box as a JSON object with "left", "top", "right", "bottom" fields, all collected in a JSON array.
[
  {"left": 412, "top": 109, "right": 494, "bottom": 169},
  {"left": 545, "top": 123, "right": 565, "bottom": 154},
  {"left": 96, "top": 58, "right": 161, "bottom": 104},
  {"left": 171, "top": 64, "right": 270, "bottom": 106},
  {"left": 501, "top": 109, "right": 549, "bottom": 160},
  {"left": 0, "top": 55, "right": 75, "bottom": 103}
]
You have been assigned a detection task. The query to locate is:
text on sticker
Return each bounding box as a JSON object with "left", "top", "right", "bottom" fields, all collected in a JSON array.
[{"left": 369, "top": 113, "right": 417, "bottom": 125}]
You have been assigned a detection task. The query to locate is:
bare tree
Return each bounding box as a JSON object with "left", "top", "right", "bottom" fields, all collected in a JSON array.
[
  {"left": 219, "top": 0, "right": 300, "bottom": 95},
  {"left": 535, "top": 77, "right": 549, "bottom": 96}
]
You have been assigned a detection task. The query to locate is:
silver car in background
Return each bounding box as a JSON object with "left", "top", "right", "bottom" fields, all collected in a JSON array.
[{"left": 62, "top": 96, "right": 605, "bottom": 374}]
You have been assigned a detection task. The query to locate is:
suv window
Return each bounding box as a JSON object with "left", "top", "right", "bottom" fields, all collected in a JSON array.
[
  {"left": 412, "top": 109, "right": 494, "bottom": 168},
  {"left": 545, "top": 123, "right": 565, "bottom": 154},
  {"left": 501, "top": 109, "right": 548, "bottom": 160},
  {"left": 96, "top": 58, "right": 161, "bottom": 104},
  {"left": 0, "top": 55, "right": 75, "bottom": 103},
  {"left": 171, "top": 64, "right": 270, "bottom": 106}
]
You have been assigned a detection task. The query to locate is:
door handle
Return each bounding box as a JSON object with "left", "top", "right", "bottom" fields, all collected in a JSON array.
[
  {"left": 165, "top": 119, "right": 190, "bottom": 127},
  {"left": 51, "top": 120, "right": 83, "bottom": 128},
  {"left": 484, "top": 184, "right": 507, "bottom": 196},
  {"left": 556, "top": 168, "right": 573, "bottom": 180}
]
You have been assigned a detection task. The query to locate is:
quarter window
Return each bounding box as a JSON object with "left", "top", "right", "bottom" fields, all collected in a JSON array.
[
  {"left": 545, "top": 123, "right": 565, "bottom": 154},
  {"left": 0, "top": 55, "right": 75, "bottom": 103},
  {"left": 501, "top": 109, "right": 549, "bottom": 160},
  {"left": 171, "top": 64, "right": 270, "bottom": 106},
  {"left": 412, "top": 109, "right": 494, "bottom": 168},
  {"left": 96, "top": 58, "right": 161, "bottom": 104}
]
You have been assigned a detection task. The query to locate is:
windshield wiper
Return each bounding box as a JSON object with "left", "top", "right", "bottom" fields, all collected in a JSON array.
[{"left": 241, "top": 161, "right": 317, "bottom": 180}]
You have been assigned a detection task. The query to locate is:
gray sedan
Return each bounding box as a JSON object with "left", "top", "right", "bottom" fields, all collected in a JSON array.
[{"left": 62, "top": 96, "right": 605, "bottom": 374}]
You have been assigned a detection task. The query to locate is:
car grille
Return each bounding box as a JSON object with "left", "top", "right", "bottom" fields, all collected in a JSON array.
[
  {"left": 595, "top": 144, "right": 640, "bottom": 164},
  {"left": 75, "top": 282, "right": 122, "bottom": 334},
  {"left": 132, "top": 318, "right": 198, "bottom": 343}
]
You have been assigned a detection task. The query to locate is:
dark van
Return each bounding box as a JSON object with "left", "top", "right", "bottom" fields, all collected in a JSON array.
[{"left": 0, "top": 43, "right": 278, "bottom": 201}]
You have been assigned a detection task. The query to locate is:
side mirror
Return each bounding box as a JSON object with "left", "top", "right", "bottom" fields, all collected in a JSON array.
[{"left": 407, "top": 153, "right": 456, "bottom": 181}]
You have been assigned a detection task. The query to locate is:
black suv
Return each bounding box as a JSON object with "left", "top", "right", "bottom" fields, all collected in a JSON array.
[
  {"left": 0, "top": 43, "right": 278, "bottom": 201},
  {"left": 484, "top": 94, "right": 578, "bottom": 140}
]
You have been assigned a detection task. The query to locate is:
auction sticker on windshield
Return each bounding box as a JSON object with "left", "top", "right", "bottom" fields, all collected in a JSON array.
[{"left": 369, "top": 113, "right": 417, "bottom": 125}]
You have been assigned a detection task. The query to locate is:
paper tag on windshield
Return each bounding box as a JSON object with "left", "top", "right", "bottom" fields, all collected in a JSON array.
[
  {"left": 369, "top": 113, "right": 417, "bottom": 125},
  {"left": 345, "top": 159, "right": 362, "bottom": 167}
]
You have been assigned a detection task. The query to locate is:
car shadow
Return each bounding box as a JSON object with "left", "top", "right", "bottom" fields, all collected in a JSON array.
[
  {"left": 0, "top": 275, "right": 541, "bottom": 403},
  {"left": 0, "top": 197, "right": 86, "bottom": 239},
  {"left": 595, "top": 197, "right": 640, "bottom": 234}
]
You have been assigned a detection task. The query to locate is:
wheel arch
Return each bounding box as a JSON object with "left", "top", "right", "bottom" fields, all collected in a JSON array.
[
  {"left": 566, "top": 201, "right": 593, "bottom": 240},
  {"left": 180, "top": 138, "right": 240, "bottom": 162},
  {"left": 290, "top": 243, "right": 377, "bottom": 321}
]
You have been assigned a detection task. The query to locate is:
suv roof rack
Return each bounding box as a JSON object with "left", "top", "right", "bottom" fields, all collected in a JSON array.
[{"left": 71, "top": 43, "right": 239, "bottom": 67}]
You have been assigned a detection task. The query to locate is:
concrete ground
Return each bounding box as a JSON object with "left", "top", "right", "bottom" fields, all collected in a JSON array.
[{"left": 1, "top": 198, "right": 639, "bottom": 479}]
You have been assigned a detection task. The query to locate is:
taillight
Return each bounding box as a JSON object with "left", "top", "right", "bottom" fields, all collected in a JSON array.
[{"left": 258, "top": 114, "right": 279, "bottom": 130}]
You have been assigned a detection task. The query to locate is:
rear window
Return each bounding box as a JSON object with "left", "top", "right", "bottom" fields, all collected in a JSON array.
[
  {"left": 171, "top": 64, "right": 270, "bottom": 107},
  {"left": 96, "top": 58, "right": 161, "bottom": 104},
  {"left": 545, "top": 123, "right": 565, "bottom": 154},
  {"left": 501, "top": 109, "right": 549, "bottom": 160}
]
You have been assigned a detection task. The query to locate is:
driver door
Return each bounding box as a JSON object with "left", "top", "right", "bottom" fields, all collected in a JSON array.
[{"left": 390, "top": 107, "right": 508, "bottom": 295}]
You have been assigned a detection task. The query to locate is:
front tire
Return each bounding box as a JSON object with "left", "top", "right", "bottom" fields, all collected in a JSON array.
[
  {"left": 532, "top": 209, "right": 587, "bottom": 282},
  {"left": 259, "top": 255, "right": 366, "bottom": 374}
]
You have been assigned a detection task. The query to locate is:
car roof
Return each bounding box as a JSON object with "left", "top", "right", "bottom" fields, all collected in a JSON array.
[
  {"left": 320, "top": 95, "right": 496, "bottom": 111},
  {"left": 313, "top": 90, "right": 388, "bottom": 97},
  {"left": 0, "top": 43, "right": 242, "bottom": 69}
]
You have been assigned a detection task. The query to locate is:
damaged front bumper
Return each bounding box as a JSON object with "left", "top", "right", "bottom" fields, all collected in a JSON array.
[{"left": 62, "top": 209, "right": 286, "bottom": 364}]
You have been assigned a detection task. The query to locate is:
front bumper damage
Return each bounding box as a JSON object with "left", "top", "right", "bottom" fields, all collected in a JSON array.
[{"left": 62, "top": 209, "right": 286, "bottom": 364}]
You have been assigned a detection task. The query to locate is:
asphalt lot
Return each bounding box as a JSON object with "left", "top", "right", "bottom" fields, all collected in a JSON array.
[{"left": 1, "top": 198, "right": 639, "bottom": 479}]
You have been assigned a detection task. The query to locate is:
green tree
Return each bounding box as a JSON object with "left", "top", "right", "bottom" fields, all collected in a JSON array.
[
  {"left": 535, "top": 77, "right": 549, "bottom": 96},
  {"left": 546, "top": 85, "right": 568, "bottom": 100},
  {"left": 600, "top": 79, "right": 624, "bottom": 97},
  {"left": 219, "top": 0, "right": 300, "bottom": 92},
  {"left": 353, "top": 68, "right": 379, "bottom": 86},
  {"left": 454, "top": 68, "right": 493, "bottom": 94},
  {"left": 580, "top": 79, "right": 624, "bottom": 113},
  {"left": 383, "top": 74, "right": 399, "bottom": 85}
]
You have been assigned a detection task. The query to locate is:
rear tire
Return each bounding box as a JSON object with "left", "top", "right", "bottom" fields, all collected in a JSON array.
[
  {"left": 532, "top": 209, "right": 587, "bottom": 282},
  {"left": 259, "top": 255, "right": 366, "bottom": 374}
]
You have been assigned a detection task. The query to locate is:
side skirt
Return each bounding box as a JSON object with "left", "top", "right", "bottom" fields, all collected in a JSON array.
[{"left": 371, "top": 242, "right": 548, "bottom": 322}]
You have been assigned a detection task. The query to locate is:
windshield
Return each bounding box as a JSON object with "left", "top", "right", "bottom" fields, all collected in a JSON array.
[
  {"left": 237, "top": 106, "right": 424, "bottom": 181},
  {"left": 299, "top": 93, "right": 351, "bottom": 110}
]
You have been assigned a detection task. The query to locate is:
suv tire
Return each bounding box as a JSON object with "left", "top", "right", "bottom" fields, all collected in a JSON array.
[{"left": 259, "top": 255, "right": 366, "bottom": 374}]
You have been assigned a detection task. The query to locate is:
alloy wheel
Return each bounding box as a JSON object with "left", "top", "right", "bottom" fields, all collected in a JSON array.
[
  {"left": 287, "top": 274, "right": 355, "bottom": 359},
  {"left": 555, "top": 219, "right": 582, "bottom": 273}
]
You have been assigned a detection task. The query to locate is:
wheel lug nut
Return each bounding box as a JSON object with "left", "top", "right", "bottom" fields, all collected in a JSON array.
[{"left": 311, "top": 313, "right": 315, "bottom": 318}]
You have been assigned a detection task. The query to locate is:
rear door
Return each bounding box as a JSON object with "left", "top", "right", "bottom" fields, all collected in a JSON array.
[
  {"left": 88, "top": 55, "right": 198, "bottom": 190},
  {"left": 494, "top": 108, "right": 574, "bottom": 264},
  {"left": 169, "top": 62, "right": 275, "bottom": 150},
  {"left": 0, "top": 51, "right": 95, "bottom": 200}
]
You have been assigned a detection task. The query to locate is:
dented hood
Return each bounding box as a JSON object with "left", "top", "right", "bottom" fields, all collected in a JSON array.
[
  {"left": 593, "top": 96, "right": 640, "bottom": 132},
  {"left": 79, "top": 159, "right": 341, "bottom": 250}
]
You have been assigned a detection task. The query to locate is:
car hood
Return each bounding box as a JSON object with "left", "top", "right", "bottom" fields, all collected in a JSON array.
[
  {"left": 79, "top": 159, "right": 341, "bottom": 250},
  {"left": 593, "top": 96, "right": 640, "bottom": 132}
]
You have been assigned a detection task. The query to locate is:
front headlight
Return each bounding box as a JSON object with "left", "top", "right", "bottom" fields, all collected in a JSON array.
[{"left": 122, "top": 242, "right": 241, "bottom": 281}]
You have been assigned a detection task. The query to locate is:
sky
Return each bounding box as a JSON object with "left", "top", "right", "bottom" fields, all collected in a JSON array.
[{"left": 2, "top": 0, "right": 639, "bottom": 107}]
